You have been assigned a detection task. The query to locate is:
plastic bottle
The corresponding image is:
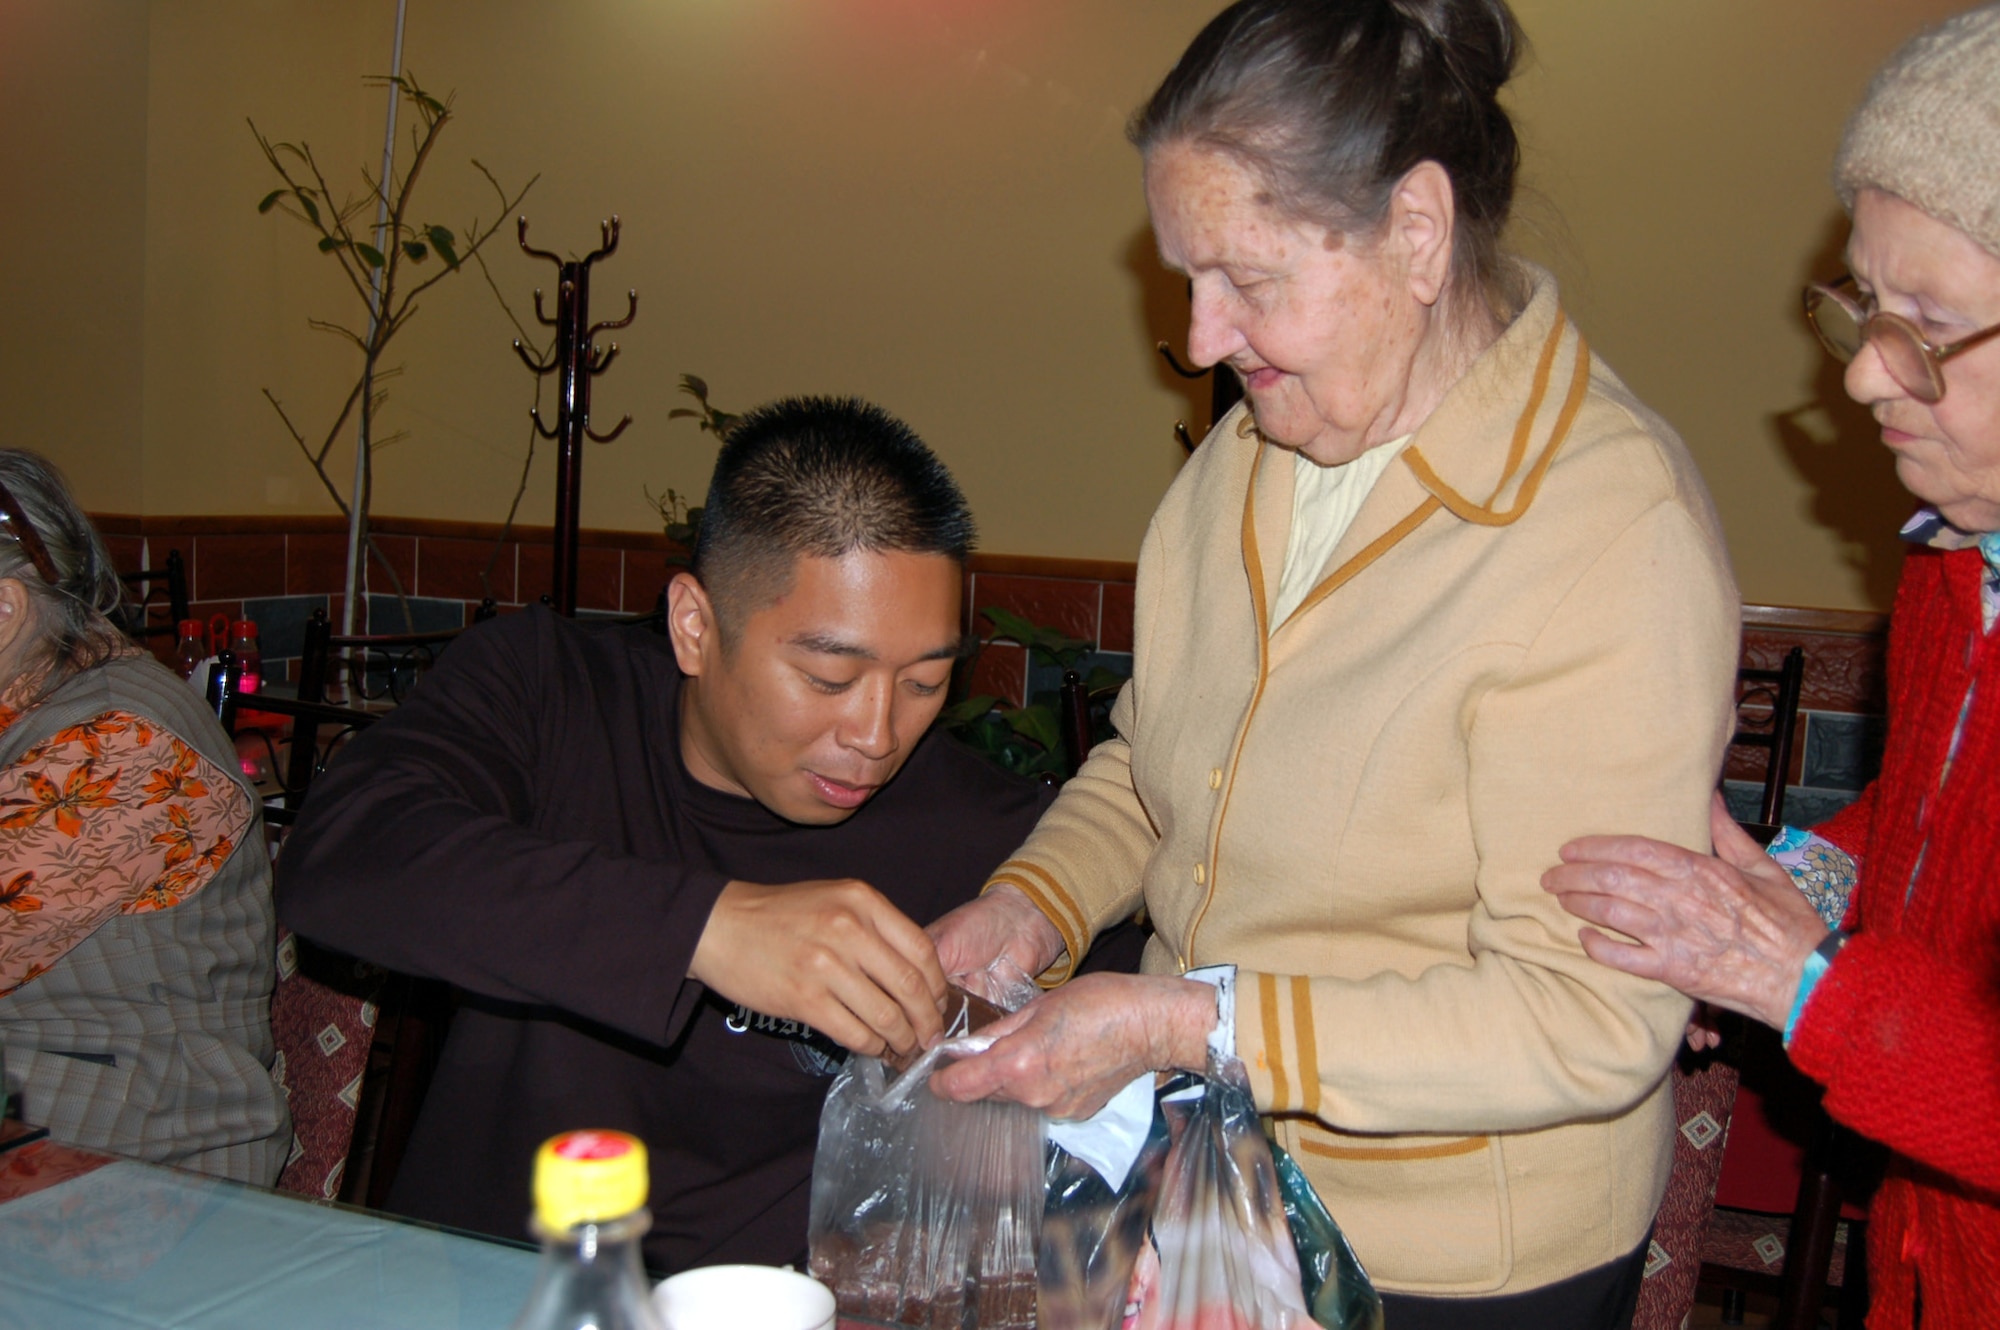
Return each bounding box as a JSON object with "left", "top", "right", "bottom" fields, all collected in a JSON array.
[
  {"left": 507, "top": 1130, "right": 664, "bottom": 1330},
  {"left": 172, "top": 620, "right": 207, "bottom": 681},
  {"left": 230, "top": 620, "right": 262, "bottom": 695}
]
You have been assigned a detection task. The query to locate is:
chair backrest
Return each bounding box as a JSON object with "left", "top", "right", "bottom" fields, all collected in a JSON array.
[
  {"left": 299, "top": 603, "right": 487, "bottom": 706},
  {"left": 115, "top": 548, "right": 189, "bottom": 642},
  {"left": 206, "top": 650, "right": 451, "bottom": 1209},
  {"left": 1731, "top": 646, "right": 1806, "bottom": 840},
  {"left": 206, "top": 650, "right": 379, "bottom": 825},
  {"left": 1632, "top": 1052, "right": 1742, "bottom": 1330}
]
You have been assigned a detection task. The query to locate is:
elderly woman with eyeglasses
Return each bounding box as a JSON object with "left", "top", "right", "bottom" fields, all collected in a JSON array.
[
  {"left": 1545, "top": 7, "right": 2000, "bottom": 1325},
  {"left": 0, "top": 449, "right": 287, "bottom": 1183}
]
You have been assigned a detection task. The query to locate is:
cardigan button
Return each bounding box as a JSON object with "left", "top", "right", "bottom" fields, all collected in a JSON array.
[
  {"left": 1208, "top": 768, "right": 1223, "bottom": 789},
  {"left": 1193, "top": 863, "right": 1207, "bottom": 886}
]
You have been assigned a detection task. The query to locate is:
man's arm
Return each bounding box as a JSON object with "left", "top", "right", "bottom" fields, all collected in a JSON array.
[{"left": 278, "top": 616, "right": 945, "bottom": 1056}]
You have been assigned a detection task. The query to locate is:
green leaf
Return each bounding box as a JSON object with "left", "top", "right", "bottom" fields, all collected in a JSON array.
[
  {"left": 317, "top": 236, "right": 342, "bottom": 252},
  {"left": 979, "top": 606, "right": 1040, "bottom": 646},
  {"left": 353, "top": 242, "right": 386, "bottom": 268},
  {"left": 294, "top": 189, "right": 320, "bottom": 225},
  {"left": 402, "top": 240, "right": 429, "bottom": 262},
  {"left": 1005, "top": 704, "right": 1060, "bottom": 752},
  {"left": 667, "top": 408, "right": 699, "bottom": 420},
  {"left": 426, "top": 226, "right": 460, "bottom": 268},
  {"left": 681, "top": 374, "right": 710, "bottom": 400},
  {"left": 257, "top": 188, "right": 285, "bottom": 214},
  {"left": 1085, "top": 666, "right": 1129, "bottom": 696},
  {"left": 942, "top": 694, "right": 1001, "bottom": 726}
]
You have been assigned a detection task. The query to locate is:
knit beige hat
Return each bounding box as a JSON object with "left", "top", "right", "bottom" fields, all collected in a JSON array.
[{"left": 1834, "top": 3, "right": 2000, "bottom": 259}]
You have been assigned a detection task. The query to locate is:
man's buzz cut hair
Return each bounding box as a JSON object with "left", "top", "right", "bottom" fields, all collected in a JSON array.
[{"left": 690, "top": 395, "right": 976, "bottom": 630}]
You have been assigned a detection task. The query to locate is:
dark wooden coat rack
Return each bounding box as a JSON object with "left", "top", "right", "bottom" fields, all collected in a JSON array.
[{"left": 513, "top": 216, "right": 636, "bottom": 616}]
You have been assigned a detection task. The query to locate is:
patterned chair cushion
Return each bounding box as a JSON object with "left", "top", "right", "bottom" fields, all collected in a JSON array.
[
  {"left": 1700, "top": 1207, "right": 1851, "bottom": 1287},
  {"left": 1632, "top": 1053, "right": 1741, "bottom": 1330},
  {"left": 269, "top": 927, "right": 384, "bottom": 1200}
]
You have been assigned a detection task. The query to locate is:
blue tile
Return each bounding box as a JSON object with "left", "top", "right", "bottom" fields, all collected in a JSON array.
[
  {"left": 1801, "top": 712, "right": 1886, "bottom": 791},
  {"left": 240, "top": 595, "right": 329, "bottom": 663},
  {"left": 364, "top": 594, "right": 465, "bottom": 636},
  {"left": 1722, "top": 780, "right": 1860, "bottom": 830}
]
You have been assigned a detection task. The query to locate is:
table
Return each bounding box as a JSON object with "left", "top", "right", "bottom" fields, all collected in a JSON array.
[{"left": 0, "top": 1137, "right": 540, "bottom": 1329}]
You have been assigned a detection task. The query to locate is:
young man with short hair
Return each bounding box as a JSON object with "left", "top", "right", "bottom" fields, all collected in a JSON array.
[{"left": 279, "top": 397, "right": 1052, "bottom": 1270}]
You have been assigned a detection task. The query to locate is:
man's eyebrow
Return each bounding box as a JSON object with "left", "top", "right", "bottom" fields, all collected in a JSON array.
[
  {"left": 789, "top": 631, "right": 874, "bottom": 659},
  {"left": 787, "top": 631, "right": 970, "bottom": 662}
]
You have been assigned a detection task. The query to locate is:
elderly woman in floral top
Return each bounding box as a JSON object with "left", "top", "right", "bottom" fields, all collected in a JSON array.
[{"left": 0, "top": 448, "right": 287, "bottom": 1183}]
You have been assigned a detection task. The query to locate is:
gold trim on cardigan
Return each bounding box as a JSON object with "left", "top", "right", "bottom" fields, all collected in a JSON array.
[
  {"left": 986, "top": 861, "right": 1085, "bottom": 986},
  {"left": 1295, "top": 1133, "right": 1492, "bottom": 1163},
  {"left": 1202, "top": 308, "right": 1592, "bottom": 1101}
]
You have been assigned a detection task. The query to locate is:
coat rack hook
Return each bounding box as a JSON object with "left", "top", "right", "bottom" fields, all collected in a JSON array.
[
  {"left": 586, "top": 415, "right": 632, "bottom": 444},
  {"left": 1156, "top": 341, "right": 1208, "bottom": 380},
  {"left": 516, "top": 215, "right": 562, "bottom": 266}
]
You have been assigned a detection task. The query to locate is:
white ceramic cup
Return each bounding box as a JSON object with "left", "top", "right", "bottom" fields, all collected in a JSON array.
[{"left": 651, "top": 1264, "right": 836, "bottom": 1330}]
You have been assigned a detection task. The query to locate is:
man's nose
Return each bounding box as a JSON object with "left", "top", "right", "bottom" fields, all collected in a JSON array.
[{"left": 840, "top": 679, "right": 897, "bottom": 762}]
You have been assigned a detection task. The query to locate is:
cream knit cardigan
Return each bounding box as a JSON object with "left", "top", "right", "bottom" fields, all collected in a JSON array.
[{"left": 992, "top": 267, "right": 1740, "bottom": 1296}]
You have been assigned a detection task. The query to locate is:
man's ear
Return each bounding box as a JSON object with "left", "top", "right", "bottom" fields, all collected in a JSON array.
[
  {"left": 665, "top": 571, "right": 720, "bottom": 677},
  {"left": 1389, "top": 159, "right": 1458, "bottom": 308}
]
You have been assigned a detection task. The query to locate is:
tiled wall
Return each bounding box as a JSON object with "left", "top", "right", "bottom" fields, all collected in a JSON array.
[
  {"left": 101, "top": 514, "right": 1892, "bottom": 817},
  {"left": 98, "top": 516, "right": 681, "bottom": 685}
]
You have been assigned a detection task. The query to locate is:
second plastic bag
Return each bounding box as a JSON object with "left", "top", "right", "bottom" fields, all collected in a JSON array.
[{"left": 1119, "top": 1057, "right": 1319, "bottom": 1330}]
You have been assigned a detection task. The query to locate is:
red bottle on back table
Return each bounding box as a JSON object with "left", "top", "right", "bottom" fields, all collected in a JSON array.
[{"left": 230, "top": 620, "right": 262, "bottom": 694}]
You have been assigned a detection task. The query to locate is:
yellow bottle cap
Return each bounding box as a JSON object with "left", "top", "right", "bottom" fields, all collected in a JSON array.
[{"left": 532, "top": 1130, "right": 650, "bottom": 1231}]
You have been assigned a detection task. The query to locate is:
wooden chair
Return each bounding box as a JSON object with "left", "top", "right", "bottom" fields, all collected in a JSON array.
[
  {"left": 207, "top": 653, "right": 452, "bottom": 1209},
  {"left": 115, "top": 548, "right": 189, "bottom": 643},
  {"left": 1694, "top": 644, "right": 1876, "bottom": 1330}
]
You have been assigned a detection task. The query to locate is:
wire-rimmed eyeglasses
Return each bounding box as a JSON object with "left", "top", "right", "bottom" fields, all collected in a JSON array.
[
  {"left": 1804, "top": 274, "right": 2000, "bottom": 404},
  {"left": 0, "top": 478, "right": 60, "bottom": 585}
]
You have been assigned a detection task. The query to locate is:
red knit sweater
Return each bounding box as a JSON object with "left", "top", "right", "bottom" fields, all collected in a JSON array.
[{"left": 1788, "top": 547, "right": 2000, "bottom": 1330}]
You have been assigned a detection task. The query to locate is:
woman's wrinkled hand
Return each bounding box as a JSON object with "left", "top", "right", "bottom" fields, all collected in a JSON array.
[
  {"left": 926, "top": 973, "right": 1216, "bottom": 1121},
  {"left": 926, "top": 883, "right": 1066, "bottom": 987},
  {"left": 1541, "top": 792, "right": 1830, "bottom": 1031}
]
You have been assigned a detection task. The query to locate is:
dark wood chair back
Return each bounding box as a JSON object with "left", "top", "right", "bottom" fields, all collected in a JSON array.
[
  {"left": 1730, "top": 646, "right": 1806, "bottom": 842},
  {"left": 115, "top": 548, "right": 189, "bottom": 643},
  {"left": 297, "top": 601, "right": 491, "bottom": 705}
]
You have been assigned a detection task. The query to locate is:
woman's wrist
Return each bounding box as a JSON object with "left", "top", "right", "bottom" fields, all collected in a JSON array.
[
  {"left": 1149, "top": 976, "right": 1222, "bottom": 1072},
  {"left": 981, "top": 881, "right": 1067, "bottom": 974}
]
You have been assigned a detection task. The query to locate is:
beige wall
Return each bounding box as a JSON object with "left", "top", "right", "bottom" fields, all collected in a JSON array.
[
  {"left": 6, "top": 1, "right": 1976, "bottom": 609},
  {"left": 0, "top": 0, "right": 151, "bottom": 513}
]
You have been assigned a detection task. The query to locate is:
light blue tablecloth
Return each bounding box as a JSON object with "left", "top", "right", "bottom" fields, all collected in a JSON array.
[{"left": 0, "top": 1159, "right": 541, "bottom": 1329}]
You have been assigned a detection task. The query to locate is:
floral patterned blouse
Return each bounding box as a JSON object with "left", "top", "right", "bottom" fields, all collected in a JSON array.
[{"left": 0, "top": 697, "right": 252, "bottom": 997}]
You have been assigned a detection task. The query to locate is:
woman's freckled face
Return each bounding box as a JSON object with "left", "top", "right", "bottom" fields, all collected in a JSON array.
[{"left": 1145, "top": 142, "right": 1427, "bottom": 466}]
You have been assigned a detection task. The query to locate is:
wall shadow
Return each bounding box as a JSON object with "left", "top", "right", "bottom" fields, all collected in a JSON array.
[
  {"left": 1765, "top": 209, "right": 1912, "bottom": 612},
  {"left": 1121, "top": 223, "right": 1214, "bottom": 461}
]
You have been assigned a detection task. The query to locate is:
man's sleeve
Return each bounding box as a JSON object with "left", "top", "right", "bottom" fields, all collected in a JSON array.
[{"left": 276, "top": 618, "right": 729, "bottom": 1047}]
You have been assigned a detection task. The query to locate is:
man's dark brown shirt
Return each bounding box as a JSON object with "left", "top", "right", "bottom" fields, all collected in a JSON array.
[{"left": 278, "top": 607, "right": 1052, "bottom": 1271}]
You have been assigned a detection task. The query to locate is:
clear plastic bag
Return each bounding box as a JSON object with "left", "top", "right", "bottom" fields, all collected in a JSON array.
[
  {"left": 808, "top": 970, "right": 1045, "bottom": 1329},
  {"left": 1119, "top": 1058, "right": 1319, "bottom": 1330}
]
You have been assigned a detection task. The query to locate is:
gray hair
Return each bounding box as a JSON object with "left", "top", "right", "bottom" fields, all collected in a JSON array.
[
  {"left": 1132, "top": 0, "right": 1525, "bottom": 311},
  {"left": 0, "top": 449, "right": 130, "bottom": 696}
]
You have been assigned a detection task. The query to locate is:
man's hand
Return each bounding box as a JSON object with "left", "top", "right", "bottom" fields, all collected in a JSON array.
[
  {"left": 690, "top": 878, "right": 949, "bottom": 1061},
  {"left": 927, "top": 973, "right": 1216, "bottom": 1120},
  {"left": 1542, "top": 793, "right": 1830, "bottom": 1030},
  {"left": 926, "top": 882, "right": 1066, "bottom": 983}
]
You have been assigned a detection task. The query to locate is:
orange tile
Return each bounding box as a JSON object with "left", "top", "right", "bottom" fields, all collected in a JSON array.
[
  {"left": 971, "top": 574, "right": 1101, "bottom": 646},
  {"left": 192, "top": 535, "right": 286, "bottom": 600},
  {"left": 1100, "top": 581, "right": 1135, "bottom": 653}
]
